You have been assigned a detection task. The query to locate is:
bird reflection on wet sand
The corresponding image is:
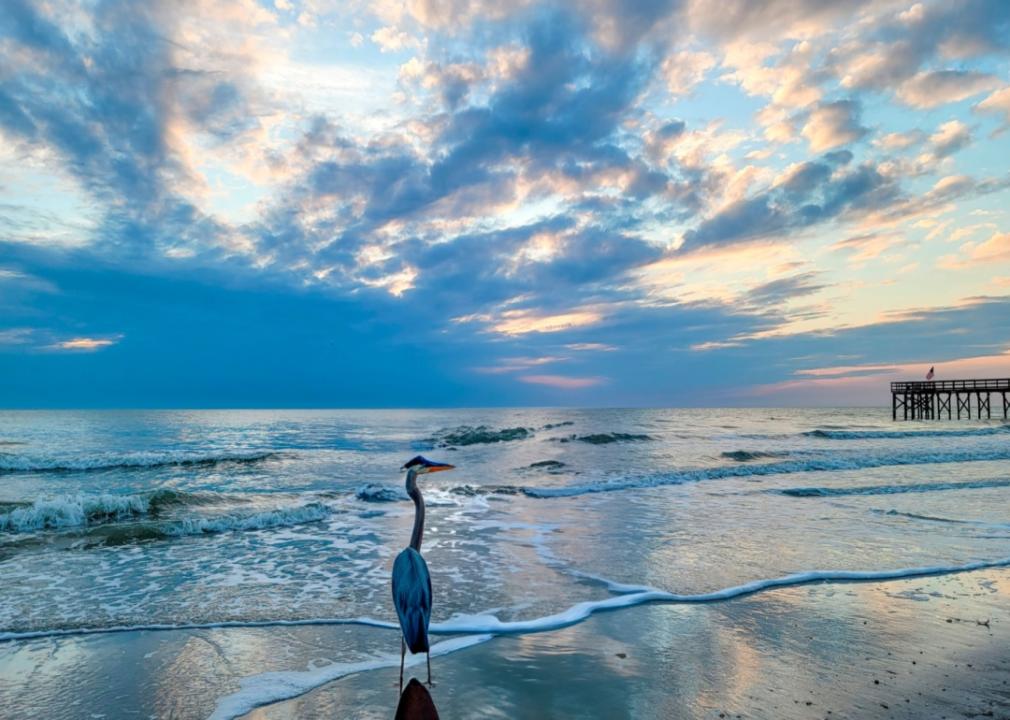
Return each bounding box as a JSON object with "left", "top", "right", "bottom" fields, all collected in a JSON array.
[{"left": 394, "top": 678, "right": 441, "bottom": 720}]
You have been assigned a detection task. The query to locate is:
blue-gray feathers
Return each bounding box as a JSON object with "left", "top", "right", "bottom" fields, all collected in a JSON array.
[{"left": 392, "top": 546, "right": 432, "bottom": 653}]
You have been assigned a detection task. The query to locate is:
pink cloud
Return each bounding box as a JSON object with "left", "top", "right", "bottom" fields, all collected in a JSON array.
[{"left": 519, "top": 374, "right": 606, "bottom": 389}]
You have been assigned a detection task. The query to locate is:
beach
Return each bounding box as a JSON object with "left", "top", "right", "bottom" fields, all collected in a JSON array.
[
  {"left": 3, "top": 570, "right": 1008, "bottom": 719},
  {"left": 2, "top": 408, "right": 1010, "bottom": 718}
]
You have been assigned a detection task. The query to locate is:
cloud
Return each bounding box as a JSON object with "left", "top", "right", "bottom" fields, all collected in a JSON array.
[
  {"left": 928, "top": 120, "right": 972, "bottom": 158},
  {"left": 745, "top": 272, "right": 825, "bottom": 306},
  {"left": 490, "top": 309, "right": 604, "bottom": 336},
  {"left": 0, "top": 328, "right": 34, "bottom": 346},
  {"left": 896, "top": 70, "right": 1001, "bottom": 108},
  {"left": 371, "top": 26, "right": 421, "bottom": 52},
  {"left": 831, "top": 232, "right": 904, "bottom": 263},
  {"left": 48, "top": 335, "right": 123, "bottom": 351},
  {"left": 565, "top": 342, "right": 617, "bottom": 352},
  {"left": 939, "top": 231, "right": 1010, "bottom": 269},
  {"left": 800, "top": 100, "right": 868, "bottom": 151},
  {"left": 975, "top": 86, "right": 1010, "bottom": 127},
  {"left": 681, "top": 157, "right": 897, "bottom": 249},
  {"left": 660, "top": 49, "right": 716, "bottom": 96},
  {"left": 518, "top": 374, "right": 606, "bottom": 389},
  {"left": 873, "top": 130, "right": 926, "bottom": 151},
  {"left": 473, "top": 355, "right": 568, "bottom": 373}
]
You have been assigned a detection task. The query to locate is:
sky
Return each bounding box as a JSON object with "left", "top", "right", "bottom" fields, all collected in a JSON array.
[{"left": 1, "top": 0, "right": 1009, "bottom": 408}]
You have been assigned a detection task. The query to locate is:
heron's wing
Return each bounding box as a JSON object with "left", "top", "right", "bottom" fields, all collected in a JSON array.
[{"left": 392, "top": 547, "right": 432, "bottom": 653}]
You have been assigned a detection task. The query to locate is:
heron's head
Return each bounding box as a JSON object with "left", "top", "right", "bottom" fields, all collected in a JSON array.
[{"left": 401, "top": 455, "right": 455, "bottom": 475}]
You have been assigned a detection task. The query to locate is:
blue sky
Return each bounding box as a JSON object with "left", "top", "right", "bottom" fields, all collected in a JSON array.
[{"left": 1, "top": 0, "right": 1009, "bottom": 407}]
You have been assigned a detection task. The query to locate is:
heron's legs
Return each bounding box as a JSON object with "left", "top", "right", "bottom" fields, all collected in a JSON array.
[
  {"left": 399, "top": 638, "right": 405, "bottom": 694},
  {"left": 426, "top": 651, "right": 432, "bottom": 687}
]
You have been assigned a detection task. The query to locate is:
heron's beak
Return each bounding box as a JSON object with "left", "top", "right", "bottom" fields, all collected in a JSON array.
[{"left": 426, "top": 462, "right": 455, "bottom": 473}]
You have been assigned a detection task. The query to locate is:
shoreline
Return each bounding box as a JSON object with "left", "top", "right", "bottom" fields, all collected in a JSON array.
[
  {"left": 5, "top": 567, "right": 1006, "bottom": 719},
  {"left": 237, "top": 569, "right": 1010, "bottom": 719}
]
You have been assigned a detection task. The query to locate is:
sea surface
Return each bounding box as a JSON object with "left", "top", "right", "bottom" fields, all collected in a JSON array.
[{"left": 1, "top": 408, "right": 1009, "bottom": 716}]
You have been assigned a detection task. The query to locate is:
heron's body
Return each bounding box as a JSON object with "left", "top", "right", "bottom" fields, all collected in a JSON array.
[
  {"left": 392, "top": 547, "right": 431, "bottom": 654},
  {"left": 391, "top": 456, "right": 453, "bottom": 693}
]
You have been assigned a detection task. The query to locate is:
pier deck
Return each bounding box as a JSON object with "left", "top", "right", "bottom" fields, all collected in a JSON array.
[{"left": 891, "top": 378, "right": 1010, "bottom": 420}]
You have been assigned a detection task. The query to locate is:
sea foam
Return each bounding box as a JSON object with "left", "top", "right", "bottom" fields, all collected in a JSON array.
[
  {"left": 208, "top": 634, "right": 493, "bottom": 720},
  {"left": 5, "top": 555, "right": 1010, "bottom": 644}
]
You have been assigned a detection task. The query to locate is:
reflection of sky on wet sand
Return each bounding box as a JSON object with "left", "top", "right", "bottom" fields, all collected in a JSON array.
[
  {"left": 2, "top": 570, "right": 1008, "bottom": 719},
  {"left": 244, "top": 570, "right": 1009, "bottom": 720}
]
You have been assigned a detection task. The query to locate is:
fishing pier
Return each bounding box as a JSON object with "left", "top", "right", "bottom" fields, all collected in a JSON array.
[{"left": 891, "top": 378, "right": 1010, "bottom": 420}]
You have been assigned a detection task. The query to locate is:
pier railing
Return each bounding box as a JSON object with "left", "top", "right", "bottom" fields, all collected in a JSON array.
[{"left": 890, "top": 378, "right": 1010, "bottom": 393}]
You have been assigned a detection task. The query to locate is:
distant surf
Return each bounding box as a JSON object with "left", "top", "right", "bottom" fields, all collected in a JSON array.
[
  {"left": 519, "top": 447, "right": 1010, "bottom": 498},
  {"left": 0, "top": 450, "right": 280, "bottom": 474},
  {"left": 804, "top": 425, "right": 1010, "bottom": 440},
  {"left": 782, "top": 478, "right": 1010, "bottom": 497}
]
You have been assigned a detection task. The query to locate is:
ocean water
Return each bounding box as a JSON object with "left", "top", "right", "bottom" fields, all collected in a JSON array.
[{"left": 1, "top": 408, "right": 1009, "bottom": 716}]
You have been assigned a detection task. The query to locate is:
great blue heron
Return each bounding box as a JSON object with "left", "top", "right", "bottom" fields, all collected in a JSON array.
[{"left": 392, "top": 455, "right": 454, "bottom": 692}]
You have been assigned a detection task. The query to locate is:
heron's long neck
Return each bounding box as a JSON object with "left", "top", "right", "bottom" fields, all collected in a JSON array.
[{"left": 406, "top": 470, "right": 425, "bottom": 551}]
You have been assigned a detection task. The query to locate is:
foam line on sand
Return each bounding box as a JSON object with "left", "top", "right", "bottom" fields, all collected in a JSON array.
[
  {"left": 205, "top": 555, "right": 1010, "bottom": 719},
  {"left": 5, "top": 556, "right": 1010, "bottom": 645},
  {"left": 208, "top": 634, "right": 493, "bottom": 720}
]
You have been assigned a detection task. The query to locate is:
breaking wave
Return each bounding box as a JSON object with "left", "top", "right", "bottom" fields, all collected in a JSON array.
[
  {"left": 425, "top": 425, "right": 532, "bottom": 447},
  {"left": 1, "top": 493, "right": 154, "bottom": 533},
  {"left": 783, "top": 478, "right": 1010, "bottom": 497},
  {"left": 355, "top": 484, "right": 407, "bottom": 503},
  {"left": 804, "top": 426, "right": 1010, "bottom": 440},
  {"left": 720, "top": 450, "right": 792, "bottom": 462},
  {"left": 519, "top": 447, "right": 1010, "bottom": 498},
  {"left": 2, "top": 489, "right": 261, "bottom": 534},
  {"left": 552, "top": 433, "right": 653, "bottom": 444},
  {"left": 0, "top": 450, "right": 280, "bottom": 474}
]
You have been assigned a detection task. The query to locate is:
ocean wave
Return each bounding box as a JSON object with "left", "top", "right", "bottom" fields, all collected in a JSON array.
[
  {"left": 804, "top": 426, "right": 1010, "bottom": 440},
  {"left": 425, "top": 425, "right": 532, "bottom": 447},
  {"left": 782, "top": 478, "right": 1010, "bottom": 497},
  {"left": 355, "top": 484, "right": 407, "bottom": 503},
  {"left": 0, "top": 489, "right": 267, "bottom": 535},
  {"left": 166, "top": 503, "right": 332, "bottom": 537},
  {"left": 2, "top": 502, "right": 335, "bottom": 552},
  {"left": 523, "top": 460, "right": 568, "bottom": 474},
  {"left": 0, "top": 494, "right": 153, "bottom": 533},
  {"left": 873, "top": 509, "right": 1010, "bottom": 530},
  {"left": 0, "top": 450, "right": 280, "bottom": 474},
  {"left": 720, "top": 450, "right": 792, "bottom": 462},
  {"left": 552, "top": 432, "right": 653, "bottom": 444},
  {"left": 520, "top": 447, "right": 1010, "bottom": 498}
]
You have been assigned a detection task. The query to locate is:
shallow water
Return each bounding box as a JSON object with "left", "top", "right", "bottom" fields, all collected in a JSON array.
[{"left": 1, "top": 408, "right": 1009, "bottom": 716}]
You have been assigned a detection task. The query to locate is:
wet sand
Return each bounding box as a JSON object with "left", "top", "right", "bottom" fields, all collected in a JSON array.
[
  {"left": 5, "top": 569, "right": 1007, "bottom": 719},
  {"left": 238, "top": 569, "right": 1010, "bottom": 720}
]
